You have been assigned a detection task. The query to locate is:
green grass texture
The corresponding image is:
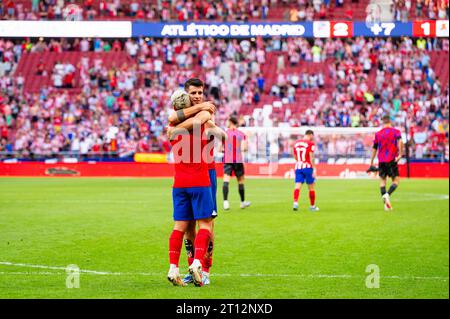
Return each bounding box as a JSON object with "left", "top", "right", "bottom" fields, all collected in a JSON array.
[{"left": 0, "top": 177, "right": 448, "bottom": 298}]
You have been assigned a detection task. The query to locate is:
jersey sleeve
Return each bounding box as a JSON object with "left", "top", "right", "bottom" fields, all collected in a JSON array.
[
  {"left": 373, "top": 133, "right": 379, "bottom": 149},
  {"left": 292, "top": 140, "right": 299, "bottom": 158}
]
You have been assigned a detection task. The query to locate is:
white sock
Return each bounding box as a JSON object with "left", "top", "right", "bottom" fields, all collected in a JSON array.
[
  {"left": 169, "top": 264, "right": 178, "bottom": 271},
  {"left": 191, "top": 259, "right": 202, "bottom": 268}
]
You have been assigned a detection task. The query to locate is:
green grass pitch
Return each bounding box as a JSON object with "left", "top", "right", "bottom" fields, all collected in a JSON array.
[{"left": 0, "top": 177, "right": 448, "bottom": 298}]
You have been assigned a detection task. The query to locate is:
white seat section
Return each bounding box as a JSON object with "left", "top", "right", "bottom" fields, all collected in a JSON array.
[
  {"left": 263, "top": 119, "right": 273, "bottom": 127},
  {"left": 262, "top": 104, "right": 273, "bottom": 118},
  {"left": 252, "top": 108, "right": 262, "bottom": 119},
  {"left": 273, "top": 101, "right": 283, "bottom": 108}
]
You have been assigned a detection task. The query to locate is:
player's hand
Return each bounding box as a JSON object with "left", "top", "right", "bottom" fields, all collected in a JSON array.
[
  {"left": 366, "top": 165, "right": 378, "bottom": 173},
  {"left": 395, "top": 156, "right": 402, "bottom": 163},
  {"left": 198, "top": 101, "right": 216, "bottom": 114},
  {"left": 205, "top": 119, "right": 217, "bottom": 129}
]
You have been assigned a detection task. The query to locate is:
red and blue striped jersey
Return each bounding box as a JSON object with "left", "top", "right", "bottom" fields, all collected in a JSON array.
[
  {"left": 224, "top": 128, "right": 246, "bottom": 164},
  {"left": 293, "top": 140, "right": 315, "bottom": 169}
]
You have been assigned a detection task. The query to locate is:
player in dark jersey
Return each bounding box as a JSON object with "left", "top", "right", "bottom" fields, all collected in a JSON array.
[
  {"left": 369, "top": 115, "right": 404, "bottom": 211},
  {"left": 167, "top": 78, "right": 225, "bottom": 286},
  {"left": 221, "top": 116, "right": 250, "bottom": 210}
]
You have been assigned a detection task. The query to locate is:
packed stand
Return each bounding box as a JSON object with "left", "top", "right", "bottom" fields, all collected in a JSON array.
[
  {"left": 0, "top": 0, "right": 360, "bottom": 21},
  {"left": 392, "top": 0, "right": 449, "bottom": 21},
  {"left": 0, "top": 35, "right": 448, "bottom": 161}
]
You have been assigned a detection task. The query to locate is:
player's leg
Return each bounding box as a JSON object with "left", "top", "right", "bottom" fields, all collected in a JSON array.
[
  {"left": 168, "top": 188, "right": 193, "bottom": 286},
  {"left": 236, "top": 164, "right": 250, "bottom": 209},
  {"left": 223, "top": 164, "right": 232, "bottom": 210},
  {"left": 168, "top": 220, "right": 190, "bottom": 286},
  {"left": 387, "top": 161, "right": 400, "bottom": 197},
  {"left": 293, "top": 169, "right": 304, "bottom": 211},
  {"left": 379, "top": 174, "right": 392, "bottom": 211},
  {"left": 383, "top": 161, "right": 400, "bottom": 210},
  {"left": 189, "top": 187, "right": 215, "bottom": 286},
  {"left": 293, "top": 182, "right": 302, "bottom": 211},
  {"left": 306, "top": 168, "right": 319, "bottom": 211},
  {"left": 190, "top": 217, "right": 214, "bottom": 286},
  {"left": 202, "top": 169, "right": 217, "bottom": 285},
  {"left": 388, "top": 176, "right": 400, "bottom": 196},
  {"left": 181, "top": 221, "right": 196, "bottom": 284},
  {"left": 202, "top": 221, "right": 214, "bottom": 285},
  {"left": 307, "top": 183, "right": 319, "bottom": 211},
  {"left": 384, "top": 176, "right": 399, "bottom": 211},
  {"left": 184, "top": 222, "right": 196, "bottom": 266}
]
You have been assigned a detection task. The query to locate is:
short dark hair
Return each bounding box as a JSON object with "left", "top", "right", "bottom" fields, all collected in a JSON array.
[
  {"left": 229, "top": 116, "right": 238, "bottom": 125},
  {"left": 382, "top": 115, "right": 391, "bottom": 124},
  {"left": 184, "top": 78, "right": 204, "bottom": 91},
  {"left": 305, "top": 130, "right": 314, "bottom": 136}
]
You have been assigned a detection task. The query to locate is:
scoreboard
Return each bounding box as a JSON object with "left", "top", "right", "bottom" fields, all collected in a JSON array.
[
  {"left": 0, "top": 20, "right": 449, "bottom": 38},
  {"left": 133, "top": 20, "right": 450, "bottom": 38}
]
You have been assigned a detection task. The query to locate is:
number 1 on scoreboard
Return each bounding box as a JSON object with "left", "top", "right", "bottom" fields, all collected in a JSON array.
[{"left": 413, "top": 21, "right": 436, "bottom": 37}]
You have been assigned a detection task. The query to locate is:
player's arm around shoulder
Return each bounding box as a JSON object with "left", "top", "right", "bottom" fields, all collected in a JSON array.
[
  {"left": 167, "top": 111, "right": 211, "bottom": 140},
  {"left": 167, "top": 102, "right": 216, "bottom": 126},
  {"left": 168, "top": 105, "right": 199, "bottom": 126}
]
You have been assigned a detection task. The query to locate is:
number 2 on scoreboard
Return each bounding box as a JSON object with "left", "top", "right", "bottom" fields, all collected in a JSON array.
[
  {"left": 331, "top": 22, "right": 353, "bottom": 37},
  {"left": 333, "top": 23, "right": 348, "bottom": 37}
]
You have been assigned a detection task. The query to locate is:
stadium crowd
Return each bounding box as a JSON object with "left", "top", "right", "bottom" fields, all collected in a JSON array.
[
  {"left": 1, "top": 1, "right": 449, "bottom": 22},
  {"left": 392, "top": 0, "right": 449, "bottom": 21},
  {"left": 0, "top": 34, "right": 448, "bottom": 161},
  {"left": 0, "top": 0, "right": 373, "bottom": 21}
]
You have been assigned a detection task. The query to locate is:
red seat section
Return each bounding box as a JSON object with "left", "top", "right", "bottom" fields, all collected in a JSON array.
[{"left": 15, "top": 51, "right": 135, "bottom": 93}]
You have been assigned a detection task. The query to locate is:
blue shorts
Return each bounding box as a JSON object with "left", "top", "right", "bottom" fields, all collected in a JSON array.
[
  {"left": 209, "top": 169, "right": 218, "bottom": 216},
  {"left": 172, "top": 186, "right": 215, "bottom": 221},
  {"left": 295, "top": 168, "right": 315, "bottom": 185}
]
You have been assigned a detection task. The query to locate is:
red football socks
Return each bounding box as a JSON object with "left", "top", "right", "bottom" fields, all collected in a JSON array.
[
  {"left": 194, "top": 229, "right": 211, "bottom": 263},
  {"left": 203, "top": 256, "right": 212, "bottom": 273},
  {"left": 293, "top": 189, "right": 300, "bottom": 202},
  {"left": 203, "top": 240, "right": 213, "bottom": 272},
  {"left": 309, "top": 190, "right": 316, "bottom": 206},
  {"left": 169, "top": 230, "right": 184, "bottom": 267}
]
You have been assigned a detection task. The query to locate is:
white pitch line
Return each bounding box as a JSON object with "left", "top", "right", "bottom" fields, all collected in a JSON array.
[
  {"left": 0, "top": 193, "right": 447, "bottom": 204},
  {"left": 0, "top": 262, "right": 447, "bottom": 281}
]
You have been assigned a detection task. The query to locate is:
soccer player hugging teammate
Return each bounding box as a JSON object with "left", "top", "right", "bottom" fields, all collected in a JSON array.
[
  {"left": 292, "top": 130, "right": 319, "bottom": 212},
  {"left": 221, "top": 117, "right": 251, "bottom": 210},
  {"left": 369, "top": 115, "right": 403, "bottom": 211},
  {"left": 166, "top": 78, "right": 226, "bottom": 287}
]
